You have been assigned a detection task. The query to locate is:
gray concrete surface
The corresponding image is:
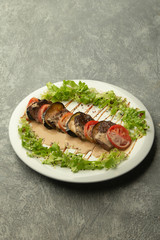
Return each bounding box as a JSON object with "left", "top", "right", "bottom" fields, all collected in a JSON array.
[{"left": 1, "top": 0, "right": 160, "bottom": 239}]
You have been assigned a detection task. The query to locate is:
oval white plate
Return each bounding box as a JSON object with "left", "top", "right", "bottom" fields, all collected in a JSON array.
[{"left": 9, "top": 80, "right": 154, "bottom": 183}]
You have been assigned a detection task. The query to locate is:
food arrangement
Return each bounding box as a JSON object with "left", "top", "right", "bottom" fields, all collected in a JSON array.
[
  {"left": 18, "top": 80, "right": 149, "bottom": 173},
  {"left": 26, "top": 98, "right": 132, "bottom": 151}
]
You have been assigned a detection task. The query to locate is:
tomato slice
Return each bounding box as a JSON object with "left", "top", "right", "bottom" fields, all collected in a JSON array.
[
  {"left": 84, "top": 120, "right": 99, "bottom": 142},
  {"left": 37, "top": 104, "right": 51, "bottom": 123},
  {"left": 27, "top": 97, "right": 39, "bottom": 108},
  {"left": 107, "top": 124, "right": 131, "bottom": 150},
  {"left": 58, "top": 112, "right": 73, "bottom": 132}
]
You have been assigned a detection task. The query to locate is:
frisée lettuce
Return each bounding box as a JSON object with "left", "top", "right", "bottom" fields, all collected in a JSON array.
[
  {"left": 42, "top": 80, "right": 149, "bottom": 140},
  {"left": 18, "top": 80, "right": 149, "bottom": 173},
  {"left": 18, "top": 116, "right": 127, "bottom": 173}
]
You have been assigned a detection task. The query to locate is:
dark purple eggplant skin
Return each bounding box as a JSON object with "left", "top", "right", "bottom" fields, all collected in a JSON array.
[
  {"left": 26, "top": 99, "right": 52, "bottom": 121},
  {"left": 42, "top": 102, "right": 65, "bottom": 129},
  {"left": 26, "top": 108, "right": 35, "bottom": 120},
  {"left": 43, "top": 120, "right": 53, "bottom": 129},
  {"left": 92, "top": 121, "right": 115, "bottom": 151},
  {"left": 66, "top": 112, "right": 80, "bottom": 137},
  {"left": 66, "top": 112, "right": 93, "bottom": 139},
  {"left": 65, "top": 128, "right": 77, "bottom": 137}
]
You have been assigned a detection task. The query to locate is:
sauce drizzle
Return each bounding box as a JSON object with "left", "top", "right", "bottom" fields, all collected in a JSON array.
[
  {"left": 85, "top": 105, "right": 94, "bottom": 114},
  {"left": 71, "top": 103, "right": 81, "bottom": 112},
  {"left": 65, "top": 99, "right": 73, "bottom": 108}
]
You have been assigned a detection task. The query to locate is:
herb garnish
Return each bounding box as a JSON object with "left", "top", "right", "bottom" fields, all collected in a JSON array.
[
  {"left": 18, "top": 117, "right": 126, "bottom": 173},
  {"left": 18, "top": 80, "right": 149, "bottom": 173},
  {"left": 42, "top": 80, "right": 149, "bottom": 140}
]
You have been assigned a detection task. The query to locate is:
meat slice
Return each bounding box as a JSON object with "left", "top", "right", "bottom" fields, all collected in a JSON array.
[
  {"left": 92, "top": 121, "right": 115, "bottom": 151},
  {"left": 26, "top": 99, "right": 52, "bottom": 121},
  {"left": 51, "top": 108, "right": 69, "bottom": 129},
  {"left": 74, "top": 112, "right": 93, "bottom": 139}
]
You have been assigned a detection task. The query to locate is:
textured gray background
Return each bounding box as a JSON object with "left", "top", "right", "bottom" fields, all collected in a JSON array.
[{"left": 1, "top": 0, "right": 160, "bottom": 240}]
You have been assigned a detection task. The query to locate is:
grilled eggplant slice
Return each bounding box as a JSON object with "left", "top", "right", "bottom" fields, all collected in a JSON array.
[
  {"left": 92, "top": 121, "right": 115, "bottom": 151},
  {"left": 43, "top": 102, "right": 65, "bottom": 129},
  {"left": 66, "top": 112, "right": 93, "bottom": 139},
  {"left": 52, "top": 108, "right": 69, "bottom": 129},
  {"left": 26, "top": 99, "right": 51, "bottom": 121},
  {"left": 66, "top": 112, "right": 80, "bottom": 137}
]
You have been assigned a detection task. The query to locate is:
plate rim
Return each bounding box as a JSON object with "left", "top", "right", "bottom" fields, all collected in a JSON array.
[{"left": 9, "top": 80, "right": 155, "bottom": 183}]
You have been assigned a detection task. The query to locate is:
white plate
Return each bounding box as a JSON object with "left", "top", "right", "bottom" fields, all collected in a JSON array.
[{"left": 9, "top": 80, "right": 154, "bottom": 183}]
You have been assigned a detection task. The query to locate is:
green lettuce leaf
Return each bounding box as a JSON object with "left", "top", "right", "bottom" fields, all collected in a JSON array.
[{"left": 18, "top": 117, "right": 127, "bottom": 173}]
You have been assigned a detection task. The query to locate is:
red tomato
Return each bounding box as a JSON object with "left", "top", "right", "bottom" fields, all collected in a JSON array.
[
  {"left": 107, "top": 124, "right": 132, "bottom": 150},
  {"left": 37, "top": 104, "right": 50, "bottom": 123},
  {"left": 27, "top": 97, "right": 39, "bottom": 108},
  {"left": 84, "top": 120, "right": 99, "bottom": 142},
  {"left": 58, "top": 112, "right": 73, "bottom": 132}
]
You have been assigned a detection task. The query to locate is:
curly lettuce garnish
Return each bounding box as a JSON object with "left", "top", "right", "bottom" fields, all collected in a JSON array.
[
  {"left": 41, "top": 80, "right": 96, "bottom": 104},
  {"left": 18, "top": 117, "right": 127, "bottom": 173},
  {"left": 18, "top": 80, "right": 149, "bottom": 173},
  {"left": 41, "top": 80, "right": 149, "bottom": 140}
]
